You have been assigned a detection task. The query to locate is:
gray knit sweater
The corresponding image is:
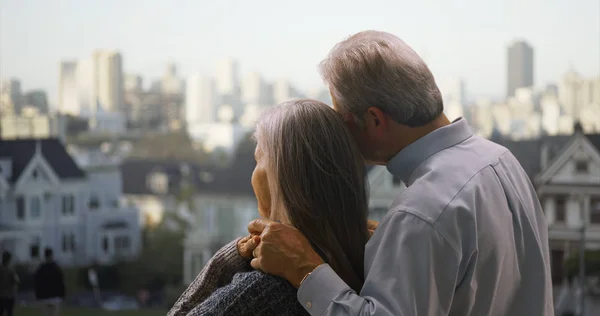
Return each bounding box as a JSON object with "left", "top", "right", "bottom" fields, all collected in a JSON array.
[{"left": 168, "top": 238, "right": 308, "bottom": 316}]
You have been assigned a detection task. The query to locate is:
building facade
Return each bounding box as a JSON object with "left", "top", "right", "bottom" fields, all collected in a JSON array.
[
  {"left": 0, "top": 114, "right": 67, "bottom": 141},
  {"left": 0, "top": 139, "right": 141, "bottom": 267},
  {"left": 507, "top": 40, "right": 534, "bottom": 97},
  {"left": 494, "top": 124, "right": 600, "bottom": 283}
]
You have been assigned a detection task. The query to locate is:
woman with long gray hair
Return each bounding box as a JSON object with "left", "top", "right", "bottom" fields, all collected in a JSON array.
[{"left": 168, "top": 99, "right": 370, "bottom": 316}]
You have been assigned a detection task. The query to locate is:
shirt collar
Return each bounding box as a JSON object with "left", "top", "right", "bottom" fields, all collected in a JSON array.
[{"left": 386, "top": 118, "right": 473, "bottom": 185}]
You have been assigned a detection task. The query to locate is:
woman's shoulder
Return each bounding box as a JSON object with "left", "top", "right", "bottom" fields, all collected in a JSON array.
[
  {"left": 206, "top": 270, "right": 307, "bottom": 315},
  {"left": 231, "top": 270, "right": 295, "bottom": 294}
]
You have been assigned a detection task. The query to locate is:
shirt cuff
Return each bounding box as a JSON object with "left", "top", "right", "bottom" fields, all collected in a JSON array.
[{"left": 297, "top": 264, "right": 351, "bottom": 316}]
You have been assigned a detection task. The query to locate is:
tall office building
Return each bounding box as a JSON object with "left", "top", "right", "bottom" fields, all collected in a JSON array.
[
  {"left": 57, "top": 51, "right": 125, "bottom": 135},
  {"left": 58, "top": 61, "right": 79, "bottom": 115},
  {"left": 446, "top": 78, "right": 466, "bottom": 105},
  {"left": 162, "top": 63, "right": 184, "bottom": 95},
  {"left": 507, "top": 41, "right": 534, "bottom": 98},
  {"left": 185, "top": 74, "right": 217, "bottom": 125},
  {"left": 215, "top": 57, "right": 239, "bottom": 96},
  {"left": 125, "top": 74, "right": 143, "bottom": 92},
  {"left": 272, "top": 79, "right": 293, "bottom": 104},
  {"left": 93, "top": 50, "right": 124, "bottom": 113},
  {"left": 0, "top": 79, "right": 23, "bottom": 115},
  {"left": 241, "top": 72, "right": 269, "bottom": 105}
]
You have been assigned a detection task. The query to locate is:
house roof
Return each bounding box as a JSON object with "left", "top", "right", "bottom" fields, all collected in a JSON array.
[
  {"left": 122, "top": 136, "right": 380, "bottom": 198},
  {"left": 122, "top": 143, "right": 256, "bottom": 197},
  {"left": 0, "top": 138, "right": 86, "bottom": 183},
  {"left": 490, "top": 133, "right": 600, "bottom": 182}
]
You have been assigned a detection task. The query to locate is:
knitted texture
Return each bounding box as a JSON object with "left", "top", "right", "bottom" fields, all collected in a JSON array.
[
  {"left": 168, "top": 238, "right": 308, "bottom": 315},
  {"left": 168, "top": 238, "right": 252, "bottom": 316},
  {"left": 187, "top": 271, "right": 308, "bottom": 316}
]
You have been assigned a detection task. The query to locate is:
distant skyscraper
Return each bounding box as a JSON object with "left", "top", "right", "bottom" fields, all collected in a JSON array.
[
  {"left": 161, "top": 63, "right": 183, "bottom": 95},
  {"left": 215, "top": 57, "right": 239, "bottom": 96},
  {"left": 507, "top": 41, "right": 534, "bottom": 97},
  {"left": 185, "top": 74, "right": 217, "bottom": 125},
  {"left": 0, "top": 79, "right": 23, "bottom": 115},
  {"left": 58, "top": 61, "right": 79, "bottom": 115},
  {"left": 58, "top": 51, "right": 124, "bottom": 118},
  {"left": 125, "top": 74, "right": 143, "bottom": 92},
  {"left": 273, "top": 79, "right": 294, "bottom": 104},
  {"left": 241, "top": 72, "right": 269, "bottom": 105},
  {"left": 449, "top": 78, "right": 466, "bottom": 105},
  {"left": 93, "top": 50, "right": 124, "bottom": 113}
]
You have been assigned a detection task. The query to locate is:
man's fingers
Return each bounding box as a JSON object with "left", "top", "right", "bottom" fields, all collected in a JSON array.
[
  {"left": 251, "top": 236, "right": 260, "bottom": 248},
  {"left": 248, "top": 218, "right": 274, "bottom": 235},
  {"left": 247, "top": 236, "right": 260, "bottom": 251}
]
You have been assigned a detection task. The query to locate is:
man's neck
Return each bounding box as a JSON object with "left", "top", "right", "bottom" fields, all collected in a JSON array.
[{"left": 385, "top": 114, "right": 452, "bottom": 162}]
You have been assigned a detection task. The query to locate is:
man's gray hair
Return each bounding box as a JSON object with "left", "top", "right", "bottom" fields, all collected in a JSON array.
[{"left": 319, "top": 30, "right": 443, "bottom": 127}]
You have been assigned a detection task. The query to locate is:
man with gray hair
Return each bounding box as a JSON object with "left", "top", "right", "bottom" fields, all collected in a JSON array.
[{"left": 248, "top": 30, "right": 554, "bottom": 315}]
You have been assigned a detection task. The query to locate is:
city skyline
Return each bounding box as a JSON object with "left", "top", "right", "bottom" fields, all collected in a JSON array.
[{"left": 1, "top": 0, "right": 598, "bottom": 105}]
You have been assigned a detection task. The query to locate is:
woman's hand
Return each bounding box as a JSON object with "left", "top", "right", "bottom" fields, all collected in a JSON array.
[
  {"left": 237, "top": 234, "right": 260, "bottom": 260},
  {"left": 368, "top": 220, "right": 379, "bottom": 237}
]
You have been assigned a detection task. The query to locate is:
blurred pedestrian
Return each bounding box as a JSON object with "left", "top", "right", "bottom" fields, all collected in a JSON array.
[
  {"left": 0, "top": 251, "right": 19, "bottom": 316},
  {"left": 34, "top": 248, "right": 65, "bottom": 316}
]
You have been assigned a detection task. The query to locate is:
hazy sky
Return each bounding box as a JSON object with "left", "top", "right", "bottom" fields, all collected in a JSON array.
[{"left": 1, "top": 0, "right": 599, "bottom": 104}]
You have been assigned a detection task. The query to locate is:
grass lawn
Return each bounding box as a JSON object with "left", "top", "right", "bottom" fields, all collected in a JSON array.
[{"left": 15, "top": 306, "right": 167, "bottom": 316}]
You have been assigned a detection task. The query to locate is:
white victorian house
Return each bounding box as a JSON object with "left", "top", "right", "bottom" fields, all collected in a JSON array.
[
  {"left": 0, "top": 138, "right": 141, "bottom": 267},
  {"left": 535, "top": 127, "right": 600, "bottom": 280},
  {"left": 494, "top": 123, "right": 600, "bottom": 282}
]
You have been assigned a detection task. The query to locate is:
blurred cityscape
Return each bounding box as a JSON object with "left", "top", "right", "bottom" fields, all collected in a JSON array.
[{"left": 1, "top": 18, "right": 600, "bottom": 316}]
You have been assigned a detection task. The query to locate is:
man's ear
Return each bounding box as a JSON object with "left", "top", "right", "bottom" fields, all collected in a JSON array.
[{"left": 365, "top": 107, "right": 388, "bottom": 132}]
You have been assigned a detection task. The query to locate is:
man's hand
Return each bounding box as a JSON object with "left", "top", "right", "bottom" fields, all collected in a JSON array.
[
  {"left": 237, "top": 234, "right": 260, "bottom": 260},
  {"left": 368, "top": 220, "right": 379, "bottom": 237},
  {"left": 248, "top": 219, "right": 324, "bottom": 288}
]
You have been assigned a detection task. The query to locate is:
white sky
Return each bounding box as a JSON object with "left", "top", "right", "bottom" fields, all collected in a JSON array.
[{"left": 1, "top": 0, "right": 598, "bottom": 104}]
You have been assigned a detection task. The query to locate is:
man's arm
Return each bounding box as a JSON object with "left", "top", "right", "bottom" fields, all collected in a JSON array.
[{"left": 251, "top": 211, "right": 461, "bottom": 316}]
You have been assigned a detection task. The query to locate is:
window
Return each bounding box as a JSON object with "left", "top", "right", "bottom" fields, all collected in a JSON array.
[
  {"left": 114, "top": 236, "right": 131, "bottom": 252},
  {"left": 102, "top": 237, "right": 109, "bottom": 253},
  {"left": 62, "top": 195, "right": 75, "bottom": 216},
  {"left": 30, "top": 196, "right": 41, "bottom": 219},
  {"left": 591, "top": 197, "right": 600, "bottom": 224},
  {"left": 30, "top": 237, "right": 40, "bottom": 259},
  {"left": 62, "top": 233, "right": 76, "bottom": 253},
  {"left": 89, "top": 195, "right": 100, "bottom": 210},
  {"left": 575, "top": 161, "right": 589, "bottom": 173},
  {"left": 555, "top": 196, "right": 567, "bottom": 223},
  {"left": 16, "top": 196, "right": 25, "bottom": 220}
]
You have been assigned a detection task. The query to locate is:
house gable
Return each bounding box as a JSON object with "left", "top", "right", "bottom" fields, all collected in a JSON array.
[
  {"left": 536, "top": 133, "right": 600, "bottom": 186},
  {"left": 14, "top": 152, "right": 61, "bottom": 191}
]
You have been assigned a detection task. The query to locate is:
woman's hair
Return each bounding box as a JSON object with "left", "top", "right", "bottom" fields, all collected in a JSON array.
[{"left": 255, "top": 99, "right": 369, "bottom": 292}]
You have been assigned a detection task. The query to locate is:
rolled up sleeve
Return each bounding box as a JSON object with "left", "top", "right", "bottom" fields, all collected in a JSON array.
[{"left": 297, "top": 210, "right": 461, "bottom": 316}]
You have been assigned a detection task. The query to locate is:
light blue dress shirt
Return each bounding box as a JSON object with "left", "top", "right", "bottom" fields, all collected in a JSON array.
[{"left": 297, "top": 118, "right": 554, "bottom": 315}]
